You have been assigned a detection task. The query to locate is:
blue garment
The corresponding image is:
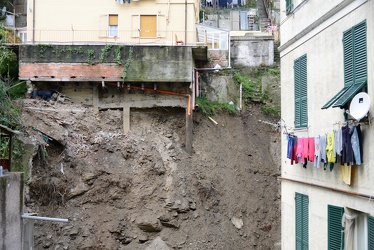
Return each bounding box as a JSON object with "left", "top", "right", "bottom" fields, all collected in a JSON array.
[
  {"left": 350, "top": 126, "right": 361, "bottom": 165},
  {"left": 287, "top": 135, "right": 293, "bottom": 159},
  {"left": 342, "top": 124, "right": 353, "bottom": 165}
]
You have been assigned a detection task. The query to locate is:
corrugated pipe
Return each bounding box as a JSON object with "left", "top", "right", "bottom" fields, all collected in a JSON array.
[{"left": 278, "top": 177, "right": 374, "bottom": 200}]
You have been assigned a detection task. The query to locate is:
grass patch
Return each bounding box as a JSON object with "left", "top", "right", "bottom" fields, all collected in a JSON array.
[
  {"left": 196, "top": 97, "right": 236, "bottom": 116},
  {"left": 261, "top": 105, "right": 280, "bottom": 117}
]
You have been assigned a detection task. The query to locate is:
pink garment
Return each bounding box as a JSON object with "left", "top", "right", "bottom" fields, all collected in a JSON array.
[
  {"left": 296, "top": 138, "right": 305, "bottom": 163},
  {"left": 308, "top": 137, "right": 315, "bottom": 162},
  {"left": 303, "top": 138, "right": 309, "bottom": 160}
]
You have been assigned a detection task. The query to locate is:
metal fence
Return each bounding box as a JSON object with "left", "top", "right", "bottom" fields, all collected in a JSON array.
[{"left": 24, "top": 29, "right": 229, "bottom": 50}]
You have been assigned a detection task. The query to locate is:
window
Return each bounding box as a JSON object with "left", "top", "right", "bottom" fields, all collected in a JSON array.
[
  {"left": 286, "top": 0, "right": 293, "bottom": 14},
  {"left": 322, "top": 20, "right": 367, "bottom": 109},
  {"left": 140, "top": 15, "right": 156, "bottom": 38},
  {"left": 294, "top": 54, "right": 307, "bottom": 128},
  {"left": 368, "top": 216, "right": 374, "bottom": 249},
  {"left": 328, "top": 205, "right": 344, "bottom": 250},
  {"left": 295, "top": 193, "right": 308, "bottom": 250},
  {"left": 108, "top": 15, "right": 118, "bottom": 37}
]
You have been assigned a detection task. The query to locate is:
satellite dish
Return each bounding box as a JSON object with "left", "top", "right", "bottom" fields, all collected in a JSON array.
[{"left": 349, "top": 92, "right": 370, "bottom": 121}]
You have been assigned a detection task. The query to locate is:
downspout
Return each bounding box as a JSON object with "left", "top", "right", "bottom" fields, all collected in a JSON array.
[
  {"left": 32, "top": 0, "right": 35, "bottom": 43},
  {"left": 184, "top": 0, "right": 187, "bottom": 43}
]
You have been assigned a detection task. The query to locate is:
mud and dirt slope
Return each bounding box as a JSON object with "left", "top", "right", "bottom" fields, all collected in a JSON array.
[{"left": 22, "top": 100, "right": 281, "bottom": 250}]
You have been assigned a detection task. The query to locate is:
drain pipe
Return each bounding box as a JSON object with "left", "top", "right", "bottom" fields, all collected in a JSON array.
[
  {"left": 32, "top": 0, "right": 35, "bottom": 43},
  {"left": 184, "top": 0, "right": 187, "bottom": 43}
]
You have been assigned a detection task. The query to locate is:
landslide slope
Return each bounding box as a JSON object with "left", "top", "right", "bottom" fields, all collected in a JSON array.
[{"left": 23, "top": 100, "right": 281, "bottom": 250}]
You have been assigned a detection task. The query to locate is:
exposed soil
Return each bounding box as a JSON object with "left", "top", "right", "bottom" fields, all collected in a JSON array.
[{"left": 22, "top": 100, "right": 281, "bottom": 250}]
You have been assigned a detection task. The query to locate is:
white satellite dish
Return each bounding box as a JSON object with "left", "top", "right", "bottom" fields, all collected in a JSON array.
[{"left": 349, "top": 92, "right": 370, "bottom": 121}]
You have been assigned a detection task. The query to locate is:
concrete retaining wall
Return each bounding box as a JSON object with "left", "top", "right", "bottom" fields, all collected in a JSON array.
[
  {"left": 230, "top": 34, "right": 274, "bottom": 67},
  {"left": 19, "top": 45, "right": 193, "bottom": 82},
  {"left": 0, "top": 173, "right": 24, "bottom": 250}
]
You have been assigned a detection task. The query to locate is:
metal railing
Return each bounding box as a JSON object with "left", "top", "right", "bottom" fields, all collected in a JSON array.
[{"left": 24, "top": 29, "right": 229, "bottom": 50}]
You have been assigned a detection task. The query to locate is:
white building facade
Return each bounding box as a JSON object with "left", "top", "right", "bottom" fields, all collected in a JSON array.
[{"left": 280, "top": 0, "right": 374, "bottom": 249}]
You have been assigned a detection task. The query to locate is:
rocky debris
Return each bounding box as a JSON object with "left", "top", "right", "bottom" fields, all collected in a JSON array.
[
  {"left": 159, "top": 214, "right": 180, "bottom": 228},
  {"left": 136, "top": 216, "right": 163, "bottom": 232},
  {"left": 69, "top": 182, "right": 91, "bottom": 199},
  {"left": 145, "top": 237, "right": 171, "bottom": 250},
  {"left": 23, "top": 101, "right": 281, "bottom": 250},
  {"left": 231, "top": 217, "right": 244, "bottom": 229}
]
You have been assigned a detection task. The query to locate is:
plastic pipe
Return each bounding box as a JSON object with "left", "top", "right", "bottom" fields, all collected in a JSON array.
[{"left": 21, "top": 215, "right": 68, "bottom": 223}]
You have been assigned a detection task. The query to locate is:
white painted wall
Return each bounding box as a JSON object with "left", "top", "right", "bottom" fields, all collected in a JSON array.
[{"left": 280, "top": 0, "right": 374, "bottom": 249}]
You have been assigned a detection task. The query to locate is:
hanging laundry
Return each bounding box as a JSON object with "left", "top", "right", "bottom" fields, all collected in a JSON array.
[
  {"left": 286, "top": 134, "right": 293, "bottom": 159},
  {"left": 356, "top": 124, "right": 363, "bottom": 162},
  {"left": 302, "top": 138, "right": 309, "bottom": 168},
  {"left": 296, "top": 137, "right": 305, "bottom": 164},
  {"left": 342, "top": 124, "right": 353, "bottom": 165},
  {"left": 334, "top": 129, "right": 342, "bottom": 156},
  {"left": 320, "top": 134, "right": 327, "bottom": 169},
  {"left": 326, "top": 132, "right": 335, "bottom": 171},
  {"left": 290, "top": 136, "right": 298, "bottom": 165},
  {"left": 339, "top": 163, "right": 351, "bottom": 185},
  {"left": 308, "top": 137, "right": 315, "bottom": 162},
  {"left": 350, "top": 126, "right": 361, "bottom": 165},
  {"left": 314, "top": 136, "right": 321, "bottom": 168}
]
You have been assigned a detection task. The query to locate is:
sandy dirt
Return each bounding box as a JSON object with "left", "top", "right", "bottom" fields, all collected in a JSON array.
[{"left": 22, "top": 100, "right": 281, "bottom": 250}]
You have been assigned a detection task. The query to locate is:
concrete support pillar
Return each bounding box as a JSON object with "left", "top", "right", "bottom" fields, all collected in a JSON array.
[
  {"left": 0, "top": 173, "right": 24, "bottom": 250},
  {"left": 123, "top": 106, "right": 130, "bottom": 134},
  {"left": 23, "top": 219, "right": 34, "bottom": 250},
  {"left": 92, "top": 83, "right": 99, "bottom": 111},
  {"left": 185, "top": 108, "right": 193, "bottom": 155}
]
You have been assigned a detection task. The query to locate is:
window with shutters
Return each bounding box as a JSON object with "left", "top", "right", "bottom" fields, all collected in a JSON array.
[
  {"left": 368, "top": 216, "right": 374, "bottom": 250},
  {"left": 294, "top": 54, "right": 307, "bottom": 128},
  {"left": 140, "top": 15, "right": 157, "bottom": 38},
  {"left": 108, "top": 15, "right": 118, "bottom": 37},
  {"left": 328, "top": 205, "right": 344, "bottom": 250},
  {"left": 295, "top": 193, "right": 308, "bottom": 250},
  {"left": 286, "top": 0, "right": 308, "bottom": 15},
  {"left": 322, "top": 20, "right": 367, "bottom": 109}
]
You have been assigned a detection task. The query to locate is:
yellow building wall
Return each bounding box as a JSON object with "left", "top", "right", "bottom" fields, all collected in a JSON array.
[{"left": 27, "top": 0, "right": 199, "bottom": 44}]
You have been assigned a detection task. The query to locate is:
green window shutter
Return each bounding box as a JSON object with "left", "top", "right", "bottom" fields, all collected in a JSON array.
[
  {"left": 353, "top": 20, "right": 367, "bottom": 83},
  {"left": 328, "top": 205, "right": 344, "bottom": 250},
  {"left": 286, "top": 0, "right": 292, "bottom": 14},
  {"left": 300, "top": 55, "right": 308, "bottom": 127},
  {"left": 322, "top": 20, "right": 366, "bottom": 109},
  {"left": 294, "top": 55, "right": 307, "bottom": 128},
  {"left": 294, "top": 58, "right": 301, "bottom": 127},
  {"left": 369, "top": 216, "right": 374, "bottom": 249},
  {"left": 295, "top": 193, "right": 309, "bottom": 250},
  {"left": 343, "top": 30, "right": 353, "bottom": 87}
]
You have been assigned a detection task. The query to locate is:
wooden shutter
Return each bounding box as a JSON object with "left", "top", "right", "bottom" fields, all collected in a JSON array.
[
  {"left": 140, "top": 15, "right": 156, "bottom": 37},
  {"left": 109, "top": 15, "right": 118, "bottom": 26},
  {"left": 328, "top": 205, "right": 344, "bottom": 250},
  {"left": 295, "top": 193, "right": 309, "bottom": 250},
  {"left": 343, "top": 29, "right": 353, "bottom": 87},
  {"left": 286, "top": 0, "right": 292, "bottom": 14},
  {"left": 300, "top": 55, "right": 308, "bottom": 127},
  {"left": 353, "top": 20, "right": 367, "bottom": 83},
  {"left": 294, "top": 54, "right": 307, "bottom": 128},
  {"left": 369, "top": 216, "right": 374, "bottom": 250}
]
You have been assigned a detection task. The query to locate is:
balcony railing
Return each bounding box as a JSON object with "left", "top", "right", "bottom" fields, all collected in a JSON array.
[{"left": 24, "top": 29, "right": 229, "bottom": 50}]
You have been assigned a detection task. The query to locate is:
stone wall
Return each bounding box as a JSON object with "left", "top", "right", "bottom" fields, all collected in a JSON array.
[
  {"left": 0, "top": 173, "right": 24, "bottom": 250},
  {"left": 230, "top": 34, "right": 274, "bottom": 67},
  {"left": 19, "top": 45, "right": 193, "bottom": 82}
]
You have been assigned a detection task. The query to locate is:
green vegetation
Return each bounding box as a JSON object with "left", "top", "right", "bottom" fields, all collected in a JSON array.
[
  {"left": 196, "top": 97, "right": 236, "bottom": 116},
  {"left": 261, "top": 104, "right": 281, "bottom": 117}
]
